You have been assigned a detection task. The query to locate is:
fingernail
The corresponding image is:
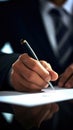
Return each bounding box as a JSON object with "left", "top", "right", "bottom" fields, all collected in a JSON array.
[
  {"left": 44, "top": 84, "right": 49, "bottom": 88},
  {"left": 45, "top": 77, "right": 51, "bottom": 83}
]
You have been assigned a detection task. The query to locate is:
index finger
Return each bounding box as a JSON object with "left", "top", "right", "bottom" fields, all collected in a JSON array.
[{"left": 19, "top": 53, "right": 51, "bottom": 83}]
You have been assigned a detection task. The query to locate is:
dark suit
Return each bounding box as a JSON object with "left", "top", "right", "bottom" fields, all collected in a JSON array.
[
  {"left": 0, "top": 0, "right": 73, "bottom": 74},
  {"left": 0, "top": 0, "right": 73, "bottom": 130}
]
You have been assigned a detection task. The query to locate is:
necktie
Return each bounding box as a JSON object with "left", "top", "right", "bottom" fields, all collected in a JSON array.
[
  {"left": 49, "top": 8, "right": 61, "bottom": 32},
  {"left": 49, "top": 8, "right": 72, "bottom": 66}
]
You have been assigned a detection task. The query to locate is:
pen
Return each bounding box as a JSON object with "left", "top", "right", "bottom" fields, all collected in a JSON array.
[{"left": 20, "top": 39, "right": 54, "bottom": 90}]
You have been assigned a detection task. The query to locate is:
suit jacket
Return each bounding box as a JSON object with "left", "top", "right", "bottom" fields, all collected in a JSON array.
[
  {"left": 0, "top": 1, "right": 73, "bottom": 130},
  {"left": 0, "top": 0, "right": 73, "bottom": 75}
]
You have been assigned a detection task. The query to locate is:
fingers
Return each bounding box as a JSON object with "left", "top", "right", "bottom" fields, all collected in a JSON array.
[
  {"left": 10, "top": 53, "right": 58, "bottom": 92},
  {"left": 10, "top": 70, "right": 43, "bottom": 92},
  {"left": 10, "top": 54, "right": 51, "bottom": 91},
  {"left": 20, "top": 54, "right": 51, "bottom": 82},
  {"left": 40, "top": 60, "right": 58, "bottom": 81},
  {"left": 58, "top": 64, "right": 73, "bottom": 88},
  {"left": 12, "top": 60, "right": 48, "bottom": 89}
]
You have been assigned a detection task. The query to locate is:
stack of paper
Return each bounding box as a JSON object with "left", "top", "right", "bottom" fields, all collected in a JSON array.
[{"left": 0, "top": 87, "right": 73, "bottom": 107}]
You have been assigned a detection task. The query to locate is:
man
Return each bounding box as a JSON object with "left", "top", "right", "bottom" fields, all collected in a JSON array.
[
  {"left": 0, "top": 0, "right": 73, "bottom": 88},
  {"left": 0, "top": 0, "right": 73, "bottom": 129},
  {"left": 0, "top": 0, "right": 59, "bottom": 129}
]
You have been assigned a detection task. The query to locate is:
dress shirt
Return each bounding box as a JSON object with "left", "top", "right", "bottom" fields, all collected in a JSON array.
[{"left": 39, "top": 0, "right": 73, "bottom": 57}]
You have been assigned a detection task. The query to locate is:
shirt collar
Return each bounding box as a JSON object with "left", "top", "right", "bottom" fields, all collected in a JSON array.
[
  {"left": 40, "top": 0, "right": 73, "bottom": 15},
  {"left": 63, "top": 0, "right": 73, "bottom": 15}
]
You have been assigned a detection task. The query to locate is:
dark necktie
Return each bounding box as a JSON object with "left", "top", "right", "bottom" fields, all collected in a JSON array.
[{"left": 49, "top": 8, "right": 72, "bottom": 66}]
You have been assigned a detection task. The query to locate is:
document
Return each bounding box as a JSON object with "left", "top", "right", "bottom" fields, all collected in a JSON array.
[{"left": 0, "top": 87, "right": 73, "bottom": 107}]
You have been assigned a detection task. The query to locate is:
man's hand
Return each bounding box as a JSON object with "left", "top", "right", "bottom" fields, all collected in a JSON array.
[
  {"left": 58, "top": 64, "right": 73, "bottom": 88},
  {"left": 10, "top": 53, "right": 58, "bottom": 92}
]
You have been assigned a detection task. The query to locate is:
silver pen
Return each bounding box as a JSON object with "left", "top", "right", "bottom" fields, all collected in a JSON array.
[{"left": 20, "top": 39, "right": 54, "bottom": 90}]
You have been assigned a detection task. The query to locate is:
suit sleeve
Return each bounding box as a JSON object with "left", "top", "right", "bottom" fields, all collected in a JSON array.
[{"left": 0, "top": 52, "right": 20, "bottom": 90}]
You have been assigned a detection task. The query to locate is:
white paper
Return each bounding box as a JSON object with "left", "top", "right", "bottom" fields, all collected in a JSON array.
[{"left": 0, "top": 87, "right": 73, "bottom": 107}]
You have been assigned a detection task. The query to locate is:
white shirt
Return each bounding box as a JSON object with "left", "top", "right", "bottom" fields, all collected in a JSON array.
[{"left": 39, "top": 0, "right": 73, "bottom": 57}]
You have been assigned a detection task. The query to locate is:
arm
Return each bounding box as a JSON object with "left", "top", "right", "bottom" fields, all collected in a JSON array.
[
  {"left": 0, "top": 52, "right": 59, "bottom": 129},
  {"left": 0, "top": 52, "right": 58, "bottom": 91},
  {"left": 0, "top": 52, "right": 20, "bottom": 90}
]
